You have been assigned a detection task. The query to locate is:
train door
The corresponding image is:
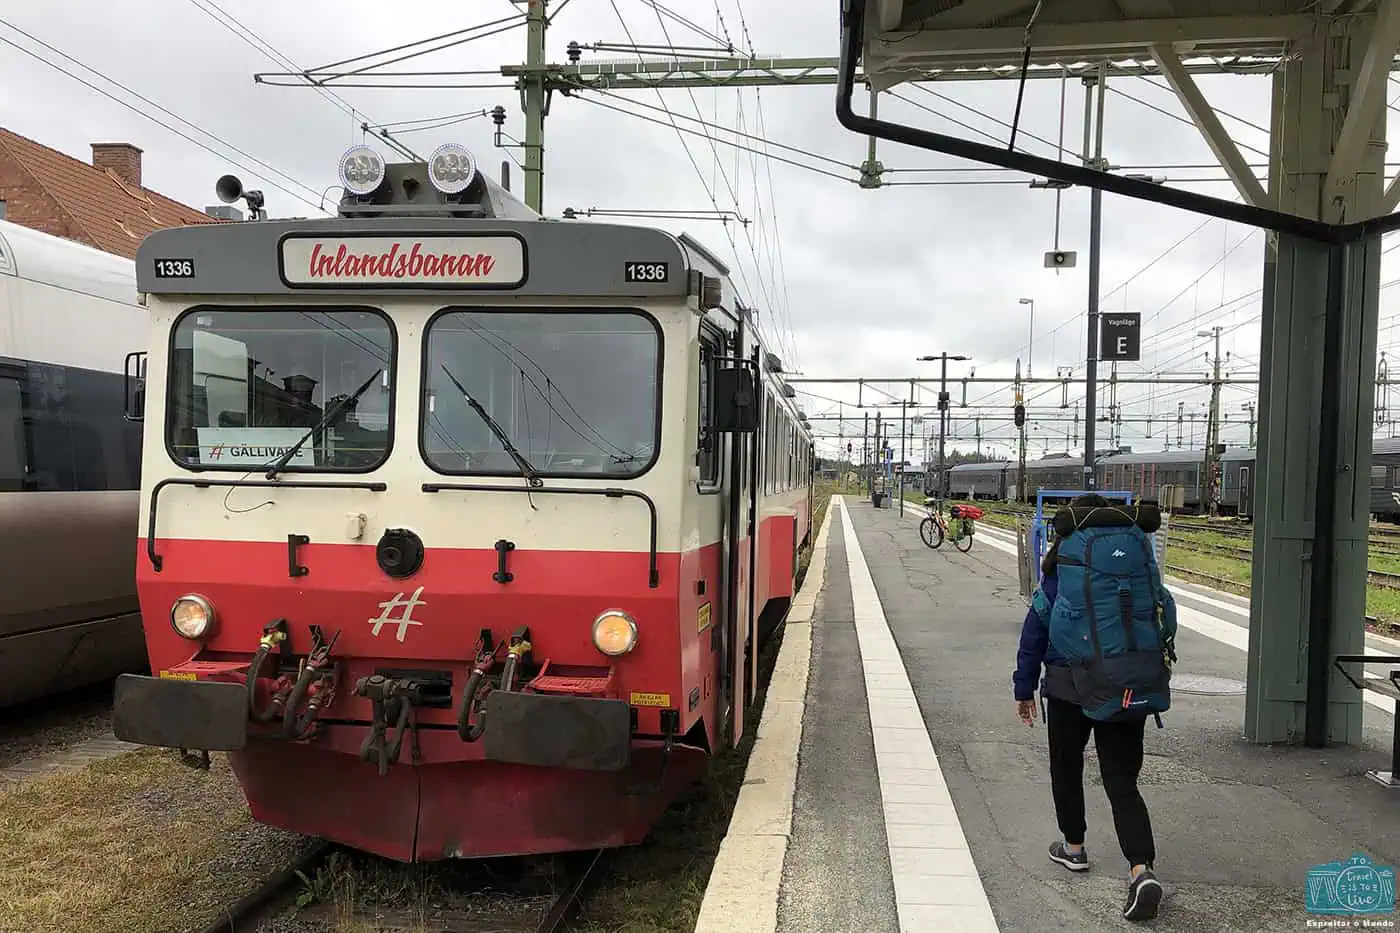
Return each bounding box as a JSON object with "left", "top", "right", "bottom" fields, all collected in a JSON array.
[
  {"left": 1239, "top": 466, "right": 1252, "bottom": 517},
  {"left": 715, "top": 330, "right": 760, "bottom": 748}
]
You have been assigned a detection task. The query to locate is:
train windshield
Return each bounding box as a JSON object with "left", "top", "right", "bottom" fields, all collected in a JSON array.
[
  {"left": 422, "top": 309, "right": 660, "bottom": 479},
  {"left": 166, "top": 308, "right": 394, "bottom": 472}
]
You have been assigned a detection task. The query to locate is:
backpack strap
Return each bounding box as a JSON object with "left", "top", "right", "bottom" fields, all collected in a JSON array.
[
  {"left": 1131, "top": 533, "right": 1178, "bottom": 665},
  {"left": 1081, "top": 534, "right": 1105, "bottom": 664}
]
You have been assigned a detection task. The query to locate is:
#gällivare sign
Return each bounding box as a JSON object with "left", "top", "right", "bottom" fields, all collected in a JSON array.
[{"left": 280, "top": 235, "right": 526, "bottom": 287}]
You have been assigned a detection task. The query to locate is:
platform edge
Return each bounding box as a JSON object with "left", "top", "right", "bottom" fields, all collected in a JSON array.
[{"left": 692, "top": 495, "right": 838, "bottom": 933}]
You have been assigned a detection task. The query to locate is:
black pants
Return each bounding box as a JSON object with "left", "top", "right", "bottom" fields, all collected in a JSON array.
[{"left": 1045, "top": 695, "right": 1156, "bottom": 868}]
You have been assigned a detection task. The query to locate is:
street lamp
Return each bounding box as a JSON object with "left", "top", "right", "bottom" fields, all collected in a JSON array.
[
  {"left": 1018, "top": 297, "right": 1035, "bottom": 380},
  {"left": 916, "top": 353, "right": 970, "bottom": 499}
]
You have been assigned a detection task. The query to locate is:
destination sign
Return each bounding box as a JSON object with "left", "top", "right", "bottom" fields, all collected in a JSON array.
[{"left": 280, "top": 234, "right": 526, "bottom": 287}]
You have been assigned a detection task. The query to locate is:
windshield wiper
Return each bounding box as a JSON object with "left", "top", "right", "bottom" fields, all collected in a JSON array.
[
  {"left": 440, "top": 364, "right": 543, "bottom": 488},
  {"left": 265, "top": 368, "right": 383, "bottom": 480}
]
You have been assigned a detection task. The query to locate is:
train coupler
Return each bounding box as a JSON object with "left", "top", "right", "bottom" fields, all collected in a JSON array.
[{"left": 354, "top": 675, "right": 432, "bottom": 777}]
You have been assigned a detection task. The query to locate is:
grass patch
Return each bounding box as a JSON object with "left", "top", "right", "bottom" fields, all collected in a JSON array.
[
  {"left": 1164, "top": 546, "right": 1253, "bottom": 592},
  {"left": 0, "top": 748, "right": 307, "bottom": 933}
]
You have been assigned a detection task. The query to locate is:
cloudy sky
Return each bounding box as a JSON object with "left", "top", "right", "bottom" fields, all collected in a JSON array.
[{"left": 3, "top": 0, "right": 1395, "bottom": 463}]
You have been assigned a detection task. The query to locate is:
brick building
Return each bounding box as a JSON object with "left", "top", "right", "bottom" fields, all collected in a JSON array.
[{"left": 0, "top": 127, "right": 220, "bottom": 259}]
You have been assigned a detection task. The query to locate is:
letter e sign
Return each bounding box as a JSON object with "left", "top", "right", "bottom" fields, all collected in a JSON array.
[{"left": 1099, "top": 313, "right": 1142, "bottom": 362}]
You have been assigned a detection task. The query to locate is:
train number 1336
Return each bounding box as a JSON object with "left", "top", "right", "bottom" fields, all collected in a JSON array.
[
  {"left": 624, "top": 261, "right": 669, "bottom": 283},
  {"left": 153, "top": 258, "right": 196, "bottom": 279}
]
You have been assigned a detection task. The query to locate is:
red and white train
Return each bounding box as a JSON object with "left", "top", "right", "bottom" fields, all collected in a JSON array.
[{"left": 112, "top": 145, "right": 815, "bottom": 862}]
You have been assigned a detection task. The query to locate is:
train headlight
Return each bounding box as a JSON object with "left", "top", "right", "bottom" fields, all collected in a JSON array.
[
  {"left": 170, "top": 594, "right": 216, "bottom": 640},
  {"left": 339, "top": 144, "right": 386, "bottom": 196},
  {"left": 592, "top": 610, "right": 638, "bottom": 657},
  {"left": 427, "top": 143, "right": 477, "bottom": 194}
]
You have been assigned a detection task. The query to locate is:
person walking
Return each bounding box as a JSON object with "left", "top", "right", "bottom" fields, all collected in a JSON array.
[{"left": 1013, "top": 494, "right": 1171, "bottom": 922}]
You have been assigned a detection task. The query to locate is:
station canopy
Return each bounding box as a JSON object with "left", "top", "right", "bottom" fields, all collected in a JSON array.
[{"left": 861, "top": 0, "right": 1377, "bottom": 90}]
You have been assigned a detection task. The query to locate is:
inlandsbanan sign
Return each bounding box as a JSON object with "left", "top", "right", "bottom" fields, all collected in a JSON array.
[{"left": 279, "top": 235, "right": 527, "bottom": 287}]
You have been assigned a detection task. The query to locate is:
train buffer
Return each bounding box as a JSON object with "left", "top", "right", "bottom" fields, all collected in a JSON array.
[{"left": 695, "top": 494, "right": 1400, "bottom": 933}]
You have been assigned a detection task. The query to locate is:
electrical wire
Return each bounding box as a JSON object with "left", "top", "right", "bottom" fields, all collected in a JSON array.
[
  {"left": 641, "top": 0, "right": 790, "bottom": 361},
  {"left": 183, "top": 0, "right": 418, "bottom": 160},
  {"left": 0, "top": 19, "right": 325, "bottom": 212},
  {"left": 298, "top": 14, "right": 526, "bottom": 80}
]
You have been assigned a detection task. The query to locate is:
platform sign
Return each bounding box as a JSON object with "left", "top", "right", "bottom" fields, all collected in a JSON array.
[{"left": 1099, "top": 313, "right": 1142, "bottom": 362}]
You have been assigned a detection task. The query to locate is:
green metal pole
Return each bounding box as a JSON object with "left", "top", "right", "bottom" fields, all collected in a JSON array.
[{"left": 523, "top": 0, "right": 548, "bottom": 212}]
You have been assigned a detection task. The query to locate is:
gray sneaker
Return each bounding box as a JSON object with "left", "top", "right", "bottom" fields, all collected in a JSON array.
[
  {"left": 1123, "top": 869, "right": 1163, "bottom": 921},
  {"left": 1049, "top": 840, "right": 1089, "bottom": 872}
]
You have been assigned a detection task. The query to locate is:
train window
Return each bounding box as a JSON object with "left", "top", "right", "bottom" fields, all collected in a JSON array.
[
  {"left": 697, "top": 336, "right": 720, "bottom": 486},
  {"left": 424, "top": 309, "right": 660, "bottom": 479},
  {"left": 0, "top": 375, "right": 23, "bottom": 490},
  {"left": 764, "top": 397, "right": 776, "bottom": 494},
  {"left": 1373, "top": 465, "right": 1387, "bottom": 488},
  {"left": 167, "top": 307, "right": 395, "bottom": 473}
]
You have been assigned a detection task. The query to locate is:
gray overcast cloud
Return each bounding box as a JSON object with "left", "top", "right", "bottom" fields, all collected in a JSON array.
[{"left": 4, "top": 1, "right": 1387, "bottom": 461}]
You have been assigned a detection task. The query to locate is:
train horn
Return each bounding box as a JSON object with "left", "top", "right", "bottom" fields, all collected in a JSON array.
[{"left": 216, "top": 174, "right": 243, "bottom": 204}]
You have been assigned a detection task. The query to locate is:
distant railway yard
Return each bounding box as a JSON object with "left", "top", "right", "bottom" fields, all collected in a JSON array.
[{"left": 931, "top": 496, "right": 1400, "bottom": 636}]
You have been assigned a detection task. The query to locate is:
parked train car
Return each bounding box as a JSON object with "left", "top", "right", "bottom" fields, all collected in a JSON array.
[
  {"left": 944, "top": 437, "right": 1400, "bottom": 521},
  {"left": 0, "top": 220, "right": 148, "bottom": 706},
  {"left": 111, "top": 148, "right": 815, "bottom": 863},
  {"left": 946, "top": 446, "right": 1256, "bottom": 516},
  {"left": 1370, "top": 437, "right": 1400, "bottom": 522}
]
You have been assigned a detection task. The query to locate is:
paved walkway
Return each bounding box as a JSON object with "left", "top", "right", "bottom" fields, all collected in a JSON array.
[{"left": 696, "top": 494, "right": 1400, "bottom": 933}]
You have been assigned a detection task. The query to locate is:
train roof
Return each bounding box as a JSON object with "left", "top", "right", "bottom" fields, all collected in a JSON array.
[
  {"left": 1099, "top": 448, "right": 1250, "bottom": 465},
  {"left": 134, "top": 158, "right": 728, "bottom": 305},
  {"left": 948, "top": 461, "right": 1010, "bottom": 472},
  {"left": 0, "top": 219, "right": 137, "bottom": 305}
]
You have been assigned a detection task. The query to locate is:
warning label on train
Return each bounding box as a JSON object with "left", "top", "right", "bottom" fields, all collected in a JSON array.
[
  {"left": 630, "top": 692, "right": 671, "bottom": 708},
  {"left": 195, "top": 428, "right": 315, "bottom": 467},
  {"left": 697, "top": 602, "right": 712, "bottom": 633}
]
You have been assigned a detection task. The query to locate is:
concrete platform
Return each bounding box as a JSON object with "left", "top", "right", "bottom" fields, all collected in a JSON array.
[{"left": 696, "top": 494, "right": 1400, "bottom": 933}]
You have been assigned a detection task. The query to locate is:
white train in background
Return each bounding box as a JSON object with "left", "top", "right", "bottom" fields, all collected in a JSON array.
[{"left": 0, "top": 219, "right": 148, "bottom": 706}]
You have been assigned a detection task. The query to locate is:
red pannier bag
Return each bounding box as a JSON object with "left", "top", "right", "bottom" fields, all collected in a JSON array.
[{"left": 958, "top": 505, "right": 985, "bottom": 520}]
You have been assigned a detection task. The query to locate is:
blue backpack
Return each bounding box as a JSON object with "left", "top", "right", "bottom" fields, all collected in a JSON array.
[{"left": 1047, "top": 521, "right": 1178, "bottom": 723}]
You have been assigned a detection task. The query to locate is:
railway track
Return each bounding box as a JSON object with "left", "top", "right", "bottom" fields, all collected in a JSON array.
[
  {"left": 961, "top": 502, "right": 1400, "bottom": 590},
  {"left": 210, "top": 843, "right": 605, "bottom": 933}
]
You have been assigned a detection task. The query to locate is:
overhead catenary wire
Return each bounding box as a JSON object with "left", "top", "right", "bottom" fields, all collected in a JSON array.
[
  {"left": 183, "top": 0, "right": 418, "bottom": 160},
  {"left": 0, "top": 18, "right": 326, "bottom": 212},
  {"left": 286, "top": 14, "right": 526, "bottom": 83},
  {"left": 639, "top": 0, "right": 794, "bottom": 364}
]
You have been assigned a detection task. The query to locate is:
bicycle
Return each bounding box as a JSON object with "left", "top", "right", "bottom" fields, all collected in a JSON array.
[{"left": 919, "top": 498, "right": 975, "bottom": 553}]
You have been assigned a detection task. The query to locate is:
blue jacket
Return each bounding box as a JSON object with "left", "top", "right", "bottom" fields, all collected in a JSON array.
[{"left": 1013, "top": 571, "right": 1067, "bottom": 701}]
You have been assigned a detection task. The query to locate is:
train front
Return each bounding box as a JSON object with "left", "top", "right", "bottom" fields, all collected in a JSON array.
[{"left": 113, "top": 146, "right": 739, "bottom": 861}]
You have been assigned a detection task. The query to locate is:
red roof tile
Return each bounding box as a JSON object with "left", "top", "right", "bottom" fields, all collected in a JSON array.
[{"left": 0, "top": 126, "right": 220, "bottom": 259}]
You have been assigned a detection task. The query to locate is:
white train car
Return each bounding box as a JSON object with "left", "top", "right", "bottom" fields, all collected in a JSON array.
[{"left": 0, "top": 219, "right": 149, "bottom": 706}]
